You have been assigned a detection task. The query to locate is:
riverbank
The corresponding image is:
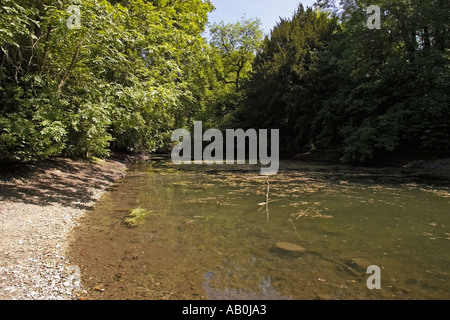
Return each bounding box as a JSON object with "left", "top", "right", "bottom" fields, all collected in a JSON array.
[
  {"left": 290, "top": 151, "right": 450, "bottom": 178},
  {"left": 0, "top": 155, "right": 143, "bottom": 300}
]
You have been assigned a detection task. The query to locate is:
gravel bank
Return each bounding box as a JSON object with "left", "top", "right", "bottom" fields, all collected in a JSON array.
[{"left": 0, "top": 157, "right": 130, "bottom": 300}]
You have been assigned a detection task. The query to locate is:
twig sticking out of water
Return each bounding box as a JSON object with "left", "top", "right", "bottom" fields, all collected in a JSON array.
[
  {"left": 257, "top": 180, "right": 271, "bottom": 222},
  {"left": 266, "top": 180, "right": 270, "bottom": 222}
]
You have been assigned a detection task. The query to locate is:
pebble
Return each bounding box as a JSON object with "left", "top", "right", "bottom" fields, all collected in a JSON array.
[{"left": 93, "top": 286, "right": 105, "bottom": 292}]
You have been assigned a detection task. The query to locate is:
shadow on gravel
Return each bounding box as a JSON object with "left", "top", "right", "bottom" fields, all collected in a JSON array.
[{"left": 0, "top": 158, "right": 127, "bottom": 210}]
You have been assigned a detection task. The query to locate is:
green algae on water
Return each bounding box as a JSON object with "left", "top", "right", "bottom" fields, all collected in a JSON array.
[{"left": 125, "top": 207, "right": 151, "bottom": 227}]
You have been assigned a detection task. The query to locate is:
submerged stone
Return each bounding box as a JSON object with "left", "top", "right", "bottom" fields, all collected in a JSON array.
[
  {"left": 275, "top": 242, "right": 306, "bottom": 253},
  {"left": 350, "top": 258, "right": 372, "bottom": 270}
]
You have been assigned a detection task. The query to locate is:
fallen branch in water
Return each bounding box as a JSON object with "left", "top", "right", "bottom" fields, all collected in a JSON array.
[{"left": 295, "top": 204, "right": 315, "bottom": 220}]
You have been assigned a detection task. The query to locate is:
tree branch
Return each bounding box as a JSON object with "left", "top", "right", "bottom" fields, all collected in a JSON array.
[
  {"left": 39, "top": 24, "right": 53, "bottom": 75},
  {"left": 58, "top": 39, "right": 83, "bottom": 91}
]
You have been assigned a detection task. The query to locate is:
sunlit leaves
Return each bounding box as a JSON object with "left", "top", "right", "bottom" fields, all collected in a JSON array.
[{"left": 0, "top": 0, "right": 213, "bottom": 161}]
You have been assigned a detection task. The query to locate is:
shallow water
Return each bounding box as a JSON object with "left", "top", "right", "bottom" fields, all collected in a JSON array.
[{"left": 69, "top": 160, "right": 450, "bottom": 300}]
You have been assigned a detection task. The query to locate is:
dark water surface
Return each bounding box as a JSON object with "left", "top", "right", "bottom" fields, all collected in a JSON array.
[{"left": 69, "top": 160, "right": 450, "bottom": 300}]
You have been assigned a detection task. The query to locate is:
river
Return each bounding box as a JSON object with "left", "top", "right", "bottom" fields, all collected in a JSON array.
[{"left": 69, "top": 160, "right": 450, "bottom": 300}]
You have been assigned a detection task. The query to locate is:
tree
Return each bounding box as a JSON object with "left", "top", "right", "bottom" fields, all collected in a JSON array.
[
  {"left": 196, "top": 17, "right": 263, "bottom": 130},
  {"left": 0, "top": 0, "right": 214, "bottom": 162},
  {"left": 317, "top": 0, "right": 450, "bottom": 162},
  {"left": 209, "top": 18, "right": 263, "bottom": 91},
  {"left": 235, "top": 5, "right": 339, "bottom": 152},
  {"left": 236, "top": 0, "right": 449, "bottom": 161}
]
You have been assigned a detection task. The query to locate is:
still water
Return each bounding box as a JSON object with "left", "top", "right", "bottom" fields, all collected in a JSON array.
[{"left": 69, "top": 160, "right": 450, "bottom": 300}]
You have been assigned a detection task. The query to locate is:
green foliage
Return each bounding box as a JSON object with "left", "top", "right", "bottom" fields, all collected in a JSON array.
[
  {"left": 0, "top": 0, "right": 213, "bottom": 162},
  {"left": 125, "top": 207, "right": 152, "bottom": 227},
  {"left": 1, "top": 0, "right": 448, "bottom": 164},
  {"left": 323, "top": 0, "right": 450, "bottom": 161},
  {"left": 209, "top": 18, "right": 263, "bottom": 91},
  {"left": 235, "top": 0, "right": 449, "bottom": 162},
  {"left": 201, "top": 18, "right": 263, "bottom": 129},
  {"left": 236, "top": 5, "right": 339, "bottom": 151}
]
